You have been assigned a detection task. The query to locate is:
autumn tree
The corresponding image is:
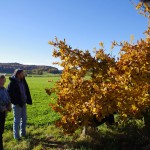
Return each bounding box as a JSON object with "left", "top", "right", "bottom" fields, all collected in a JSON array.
[{"left": 46, "top": 2, "right": 150, "bottom": 134}]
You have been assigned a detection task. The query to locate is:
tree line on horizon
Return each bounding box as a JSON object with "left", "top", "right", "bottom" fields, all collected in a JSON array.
[{"left": 0, "top": 63, "right": 61, "bottom": 75}]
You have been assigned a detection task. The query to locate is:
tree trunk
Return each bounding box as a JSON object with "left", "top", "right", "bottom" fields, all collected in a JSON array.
[{"left": 81, "top": 125, "right": 98, "bottom": 138}]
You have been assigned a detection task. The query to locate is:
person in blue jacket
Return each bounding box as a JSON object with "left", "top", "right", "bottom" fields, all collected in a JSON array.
[
  {"left": 0, "top": 74, "right": 11, "bottom": 150},
  {"left": 7, "top": 69, "right": 32, "bottom": 140}
]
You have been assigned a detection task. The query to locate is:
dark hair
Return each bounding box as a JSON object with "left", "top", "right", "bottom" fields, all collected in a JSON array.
[
  {"left": 13, "top": 69, "right": 24, "bottom": 77},
  {"left": 0, "top": 74, "right": 6, "bottom": 79}
]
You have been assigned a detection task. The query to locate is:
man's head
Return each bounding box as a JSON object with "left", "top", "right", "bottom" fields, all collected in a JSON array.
[
  {"left": 14, "top": 69, "right": 25, "bottom": 80},
  {"left": 0, "top": 74, "right": 6, "bottom": 87}
]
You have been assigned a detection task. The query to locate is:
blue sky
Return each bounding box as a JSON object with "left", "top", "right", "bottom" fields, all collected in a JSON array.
[{"left": 0, "top": 0, "right": 148, "bottom": 69}]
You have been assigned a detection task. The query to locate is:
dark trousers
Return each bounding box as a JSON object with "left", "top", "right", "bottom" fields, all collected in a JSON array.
[{"left": 0, "top": 112, "right": 6, "bottom": 150}]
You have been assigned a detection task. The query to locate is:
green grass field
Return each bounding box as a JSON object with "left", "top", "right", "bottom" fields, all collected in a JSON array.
[{"left": 3, "top": 76, "right": 150, "bottom": 150}]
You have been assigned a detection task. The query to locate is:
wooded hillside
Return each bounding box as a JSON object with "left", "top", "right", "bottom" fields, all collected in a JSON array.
[{"left": 0, "top": 63, "right": 61, "bottom": 74}]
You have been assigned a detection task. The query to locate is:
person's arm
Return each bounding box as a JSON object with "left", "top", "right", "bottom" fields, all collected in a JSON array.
[
  {"left": 24, "top": 79, "right": 32, "bottom": 105},
  {"left": 0, "top": 90, "right": 7, "bottom": 112},
  {"left": 7, "top": 82, "right": 16, "bottom": 105}
]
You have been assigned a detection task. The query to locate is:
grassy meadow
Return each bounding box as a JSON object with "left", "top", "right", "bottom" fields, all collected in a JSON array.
[{"left": 3, "top": 75, "right": 150, "bottom": 150}]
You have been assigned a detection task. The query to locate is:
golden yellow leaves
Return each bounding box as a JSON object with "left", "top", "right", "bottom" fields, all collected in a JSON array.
[
  {"left": 99, "top": 42, "right": 104, "bottom": 48},
  {"left": 61, "top": 116, "right": 67, "bottom": 124},
  {"left": 93, "top": 108, "right": 97, "bottom": 114},
  {"left": 114, "top": 34, "right": 150, "bottom": 117},
  {"left": 146, "top": 37, "right": 150, "bottom": 42},
  {"left": 47, "top": 33, "right": 150, "bottom": 133},
  {"left": 136, "top": 2, "right": 142, "bottom": 10},
  {"left": 111, "top": 41, "right": 118, "bottom": 49},
  {"left": 131, "top": 105, "right": 138, "bottom": 113},
  {"left": 83, "top": 107, "right": 88, "bottom": 113},
  {"left": 143, "top": 3, "right": 150, "bottom": 13},
  {"left": 130, "top": 35, "right": 134, "bottom": 44},
  {"left": 93, "top": 84, "right": 99, "bottom": 91},
  {"left": 135, "top": 2, "right": 150, "bottom": 17}
]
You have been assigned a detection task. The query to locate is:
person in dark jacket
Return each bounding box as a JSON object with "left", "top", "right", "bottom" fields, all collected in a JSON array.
[
  {"left": 7, "top": 69, "right": 32, "bottom": 140},
  {"left": 0, "top": 74, "right": 11, "bottom": 150}
]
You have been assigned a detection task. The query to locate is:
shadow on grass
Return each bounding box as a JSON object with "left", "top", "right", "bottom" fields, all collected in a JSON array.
[
  {"left": 68, "top": 125, "right": 150, "bottom": 150},
  {"left": 29, "top": 136, "right": 68, "bottom": 149},
  {"left": 4, "top": 124, "right": 150, "bottom": 150},
  {"left": 28, "top": 127, "right": 150, "bottom": 150}
]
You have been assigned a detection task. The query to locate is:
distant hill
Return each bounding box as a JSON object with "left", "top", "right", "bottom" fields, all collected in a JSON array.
[{"left": 0, "top": 63, "right": 61, "bottom": 75}]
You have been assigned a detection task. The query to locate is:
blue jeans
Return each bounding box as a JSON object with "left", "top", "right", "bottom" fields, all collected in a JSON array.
[{"left": 12, "top": 104, "right": 27, "bottom": 139}]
